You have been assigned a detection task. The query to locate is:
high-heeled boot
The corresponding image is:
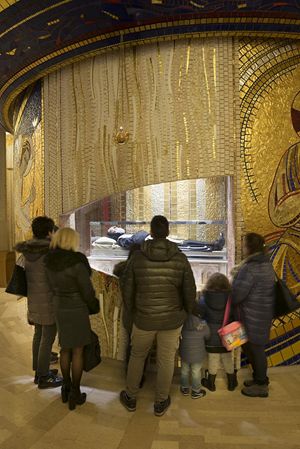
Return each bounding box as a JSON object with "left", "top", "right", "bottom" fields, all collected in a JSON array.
[{"left": 68, "top": 387, "right": 87, "bottom": 411}]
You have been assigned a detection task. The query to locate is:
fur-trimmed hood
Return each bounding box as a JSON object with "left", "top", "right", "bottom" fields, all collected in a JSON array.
[{"left": 14, "top": 239, "right": 50, "bottom": 262}]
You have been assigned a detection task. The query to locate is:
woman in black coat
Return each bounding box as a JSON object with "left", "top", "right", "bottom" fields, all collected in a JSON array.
[
  {"left": 232, "top": 233, "right": 275, "bottom": 398},
  {"left": 45, "top": 228, "right": 99, "bottom": 410}
]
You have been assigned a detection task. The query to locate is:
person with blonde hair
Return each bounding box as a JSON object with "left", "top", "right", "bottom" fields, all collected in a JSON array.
[{"left": 45, "top": 227, "right": 99, "bottom": 410}]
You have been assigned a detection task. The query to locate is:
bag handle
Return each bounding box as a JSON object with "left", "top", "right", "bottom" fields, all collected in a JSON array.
[{"left": 222, "top": 297, "right": 232, "bottom": 327}]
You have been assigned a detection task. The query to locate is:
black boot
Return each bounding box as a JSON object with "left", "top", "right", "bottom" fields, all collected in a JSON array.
[
  {"left": 227, "top": 373, "right": 238, "bottom": 391},
  {"left": 202, "top": 374, "right": 216, "bottom": 392},
  {"left": 68, "top": 387, "right": 87, "bottom": 411}
]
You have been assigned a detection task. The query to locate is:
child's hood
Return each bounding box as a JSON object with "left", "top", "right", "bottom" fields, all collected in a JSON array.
[
  {"left": 182, "top": 314, "right": 207, "bottom": 332},
  {"left": 204, "top": 290, "right": 229, "bottom": 311}
]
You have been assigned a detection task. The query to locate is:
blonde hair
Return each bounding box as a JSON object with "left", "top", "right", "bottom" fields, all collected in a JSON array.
[{"left": 50, "top": 227, "right": 79, "bottom": 252}]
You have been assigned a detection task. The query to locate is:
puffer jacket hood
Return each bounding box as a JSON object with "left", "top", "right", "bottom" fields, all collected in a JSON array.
[
  {"left": 246, "top": 252, "right": 271, "bottom": 265},
  {"left": 15, "top": 239, "right": 50, "bottom": 262},
  {"left": 45, "top": 248, "right": 91, "bottom": 275},
  {"left": 141, "top": 239, "right": 180, "bottom": 262},
  {"left": 204, "top": 291, "right": 230, "bottom": 311}
]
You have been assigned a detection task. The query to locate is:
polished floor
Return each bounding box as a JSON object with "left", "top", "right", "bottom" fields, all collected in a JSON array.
[{"left": 0, "top": 291, "right": 300, "bottom": 449}]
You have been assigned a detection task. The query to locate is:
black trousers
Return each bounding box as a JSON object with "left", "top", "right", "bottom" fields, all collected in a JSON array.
[
  {"left": 243, "top": 342, "right": 268, "bottom": 385},
  {"left": 32, "top": 324, "right": 57, "bottom": 377}
]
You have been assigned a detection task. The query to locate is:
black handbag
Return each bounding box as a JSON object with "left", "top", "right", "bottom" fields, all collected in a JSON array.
[
  {"left": 83, "top": 330, "right": 101, "bottom": 372},
  {"left": 5, "top": 264, "right": 27, "bottom": 297},
  {"left": 88, "top": 297, "right": 100, "bottom": 315},
  {"left": 273, "top": 275, "right": 300, "bottom": 319}
]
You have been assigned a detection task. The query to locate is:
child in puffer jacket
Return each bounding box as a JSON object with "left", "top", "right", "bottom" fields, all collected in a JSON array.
[
  {"left": 179, "top": 313, "right": 210, "bottom": 399},
  {"left": 199, "top": 273, "right": 237, "bottom": 392}
]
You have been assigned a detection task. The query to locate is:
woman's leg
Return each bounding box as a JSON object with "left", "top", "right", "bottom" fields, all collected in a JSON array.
[
  {"left": 68, "top": 346, "right": 86, "bottom": 410},
  {"left": 60, "top": 348, "right": 72, "bottom": 384},
  {"left": 71, "top": 346, "right": 84, "bottom": 391},
  {"left": 242, "top": 342, "right": 255, "bottom": 378},
  {"left": 248, "top": 343, "right": 268, "bottom": 385}
]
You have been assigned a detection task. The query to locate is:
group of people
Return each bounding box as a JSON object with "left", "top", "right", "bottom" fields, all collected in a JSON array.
[
  {"left": 15, "top": 215, "right": 275, "bottom": 416},
  {"left": 16, "top": 217, "right": 99, "bottom": 410}
]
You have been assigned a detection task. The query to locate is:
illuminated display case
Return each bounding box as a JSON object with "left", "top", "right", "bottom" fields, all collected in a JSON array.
[{"left": 60, "top": 177, "right": 233, "bottom": 289}]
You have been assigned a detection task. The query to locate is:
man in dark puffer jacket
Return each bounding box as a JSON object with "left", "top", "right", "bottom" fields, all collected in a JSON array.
[
  {"left": 120, "top": 216, "right": 196, "bottom": 417},
  {"left": 15, "top": 217, "right": 62, "bottom": 389}
]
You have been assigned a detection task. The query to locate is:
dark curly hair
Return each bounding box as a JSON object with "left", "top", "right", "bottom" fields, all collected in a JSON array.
[
  {"left": 205, "top": 272, "right": 231, "bottom": 292},
  {"left": 31, "top": 216, "right": 55, "bottom": 239}
]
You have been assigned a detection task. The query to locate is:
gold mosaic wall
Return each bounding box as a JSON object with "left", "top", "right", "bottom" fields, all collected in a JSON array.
[
  {"left": 43, "top": 38, "right": 240, "bottom": 222},
  {"left": 12, "top": 83, "right": 44, "bottom": 242},
  {"left": 239, "top": 39, "right": 300, "bottom": 366},
  {"left": 240, "top": 39, "right": 300, "bottom": 296},
  {"left": 125, "top": 178, "right": 226, "bottom": 241}
]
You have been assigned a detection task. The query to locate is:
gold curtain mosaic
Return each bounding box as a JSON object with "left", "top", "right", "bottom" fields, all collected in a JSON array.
[{"left": 43, "top": 37, "right": 240, "bottom": 220}]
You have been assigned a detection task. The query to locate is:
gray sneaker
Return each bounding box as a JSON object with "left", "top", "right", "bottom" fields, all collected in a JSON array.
[
  {"left": 38, "top": 373, "right": 63, "bottom": 389},
  {"left": 120, "top": 390, "right": 137, "bottom": 412},
  {"left": 154, "top": 396, "right": 171, "bottom": 417},
  {"left": 244, "top": 377, "right": 270, "bottom": 387},
  {"left": 242, "top": 384, "right": 269, "bottom": 398}
]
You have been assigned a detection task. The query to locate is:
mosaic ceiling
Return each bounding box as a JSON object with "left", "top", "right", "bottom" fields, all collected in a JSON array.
[{"left": 2, "top": 1, "right": 300, "bottom": 130}]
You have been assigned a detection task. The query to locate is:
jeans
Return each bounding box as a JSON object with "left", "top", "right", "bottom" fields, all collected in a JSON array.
[
  {"left": 181, "top": 362, "right": 202, "bottom": 392},
  {"left": 243, "top": 342, "right": 268, "bottom": 385},
  {"left": 32, "top": 324, "right": 57, "bottom": 377},
  {"left": 208, "top": 352, "right": 234, "bottom": 375},
  {"left": 126, "top": 325, "right": 182, "bottom": 402}
]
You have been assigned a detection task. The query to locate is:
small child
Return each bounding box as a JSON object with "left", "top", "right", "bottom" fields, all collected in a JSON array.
[
  {"left": 179, "top": 313, "right": 210, "bottom": 399},
  {"left": 199, "top": 273, "right": 237, "bottom": 392}
]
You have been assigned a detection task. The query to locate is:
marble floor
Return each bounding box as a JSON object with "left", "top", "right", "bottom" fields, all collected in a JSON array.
[{"left": 0, "top": 291, "right": 300, "bottom": 449}]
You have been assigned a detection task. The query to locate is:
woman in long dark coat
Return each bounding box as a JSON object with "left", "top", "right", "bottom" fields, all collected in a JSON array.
[
  {"left": 232, "top": 233, "right": 275, "bottom": 398},
  {"left": 45, "top": 228, "right": 99, "bottom": 410}
]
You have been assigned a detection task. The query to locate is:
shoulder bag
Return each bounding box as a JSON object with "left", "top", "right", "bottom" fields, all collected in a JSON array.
[
  {"left": 218, "top": 298, "right": 248, "bottom": 351},
  {"left": 83, "top": 330, "right": 102, "bottom": 372},
  {"left": 5, "top": 264, "right": 27, "bottom": 297},
  {"left": 274, "top": 275, "right": 300, "bottom": 319}
]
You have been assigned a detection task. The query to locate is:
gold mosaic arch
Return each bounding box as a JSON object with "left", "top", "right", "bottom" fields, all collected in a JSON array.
[
  {"left": 5, "top": 20, "right": 300, "bottom": 131},
  {"left": 0, "top": 0, "right": 18, "bottom": 12}
]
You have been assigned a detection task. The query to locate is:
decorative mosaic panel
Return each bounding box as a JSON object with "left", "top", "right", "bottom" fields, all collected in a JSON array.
[
  {"left": 239, "top": 39, "right": 300, "bottom": 365},
  {"left": 12, "top": 81, "right": 44, "bottom": 242}
]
